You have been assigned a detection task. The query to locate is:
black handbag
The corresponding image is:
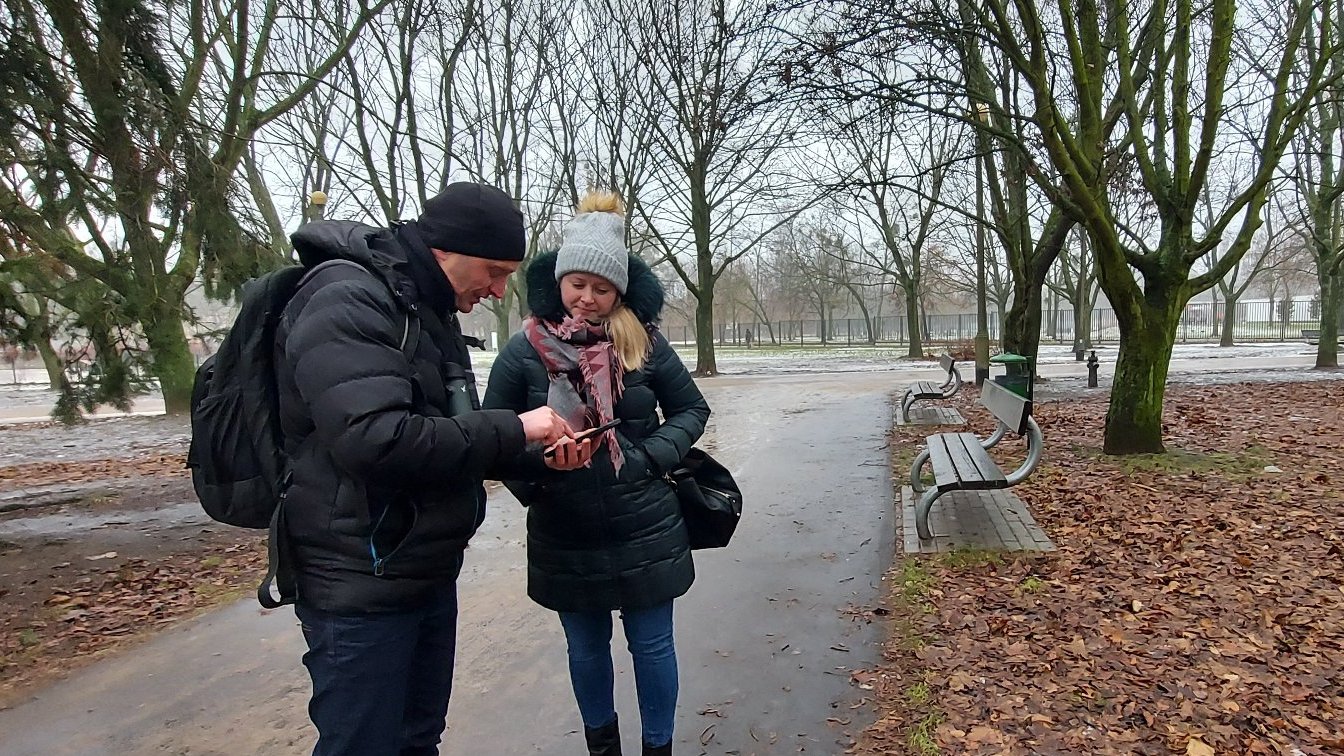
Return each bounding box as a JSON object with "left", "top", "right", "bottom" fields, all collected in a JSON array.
[{"left": 667, "top": 447, "right": 743, "bottom": 549}]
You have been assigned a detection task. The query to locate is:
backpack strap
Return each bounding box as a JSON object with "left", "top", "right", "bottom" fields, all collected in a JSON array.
[
  {"left": 400, "top": 308, "right": 421, "bottom": 361},
  {"left": 298, "top": 258, "right": 421, "bottom": 360},
  {"left": 257, "top": 480, "right": 296, "bottom": 609}
]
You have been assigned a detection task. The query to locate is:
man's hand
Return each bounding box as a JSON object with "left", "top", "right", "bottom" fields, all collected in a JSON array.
[
  {"left": 519, "top": 406, "right": 573, "bottom": 446},
  {"left": 543, "top": 437, "right": 595, "bottom": 471}
]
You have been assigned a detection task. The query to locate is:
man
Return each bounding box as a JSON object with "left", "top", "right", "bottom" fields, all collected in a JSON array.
[{"left": 273, "top": 182, "right": 572, "bottom": 755}]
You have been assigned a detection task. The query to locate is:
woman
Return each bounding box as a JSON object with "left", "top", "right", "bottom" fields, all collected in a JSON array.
[{"left": 483, "top": 190, "right": 710, "bottom": 756}]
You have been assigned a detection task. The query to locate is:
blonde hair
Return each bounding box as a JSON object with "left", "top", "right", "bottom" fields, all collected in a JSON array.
[
  {"left": 577, "top": 189, "right": 625, "bottom": 215},
  {"left": 606, "top": 303, "right": 650, "bottom": 372}
]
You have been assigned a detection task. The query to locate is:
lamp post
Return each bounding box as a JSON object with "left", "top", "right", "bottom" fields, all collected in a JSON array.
[
  {"left": 972, "top": 103, "right": 991, "bottom": 387},
  {"left": 307, "top": 190, "right": 328, "bottom": 223}
]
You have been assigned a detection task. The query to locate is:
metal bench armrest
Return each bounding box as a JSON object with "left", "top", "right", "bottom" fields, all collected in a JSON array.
[
  {"left": 939, "top": 365, "right": 963, "bottom": 396},
  {"left": 981, "top": 420, "right": 1007, "bottom": 450},
  {"left": 1003, "top": 416, "right": 1045, "bottom": 486}
]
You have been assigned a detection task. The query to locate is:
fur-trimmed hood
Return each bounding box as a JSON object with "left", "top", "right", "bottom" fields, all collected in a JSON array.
[{"left": 525, "top": 249, "right": 665, "bottom": 325}]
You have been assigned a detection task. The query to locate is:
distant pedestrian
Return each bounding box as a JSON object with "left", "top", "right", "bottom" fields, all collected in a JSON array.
[{"left": 744, "top": 328, "right": 753, "bottom": 349}]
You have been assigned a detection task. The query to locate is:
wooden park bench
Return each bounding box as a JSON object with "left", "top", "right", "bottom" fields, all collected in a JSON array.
[
  {"left": 907, "top": 380, "right": 1044, "bottom": 541},
  {"left": 898, "top": 354, "right": 963, "bottom": 423},
  {"left": 1301, "top": 328, "right": 1344, "bottom": 344}
]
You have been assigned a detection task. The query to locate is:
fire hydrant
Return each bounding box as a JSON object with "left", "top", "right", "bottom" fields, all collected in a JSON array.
[{"left": 1087, "top": 350, "right": 1100, "bottom": 388}]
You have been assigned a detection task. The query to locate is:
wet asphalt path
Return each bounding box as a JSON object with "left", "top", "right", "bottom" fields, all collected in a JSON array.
[{"left": 0, "top": 371, "right": 897, "bottom": 756}]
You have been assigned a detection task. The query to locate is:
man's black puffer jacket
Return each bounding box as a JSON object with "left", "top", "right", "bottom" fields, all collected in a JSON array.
[
  {"left": 482, "top": 251, "right": 710, "bottom": 612},
  {"left": 275, "top": 220, "right": 525, "bottom": 614}
]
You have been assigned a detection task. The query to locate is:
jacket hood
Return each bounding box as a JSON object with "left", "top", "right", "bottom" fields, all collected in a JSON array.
[
  {"left": 526, "top": 249, "right": 664, "bottom": 325},
  {"left": 289, "top": 220, "right": 427, "bottom": 309},
  {"left": 291, "top": 220, "right": 384, "bottom": 269}
]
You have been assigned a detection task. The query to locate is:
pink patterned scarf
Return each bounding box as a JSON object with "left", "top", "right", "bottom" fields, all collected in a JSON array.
[{"left": 523, "top": 314, "right": 625, "bottom": 473}]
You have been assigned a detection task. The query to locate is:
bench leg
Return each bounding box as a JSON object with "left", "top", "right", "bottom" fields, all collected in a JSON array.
[
  {"left": 909, "top": 449, "right": 930, "bottom": 494},
  {"left": 900, "top": 392, "right": 916, "bottom": 423},
  {"left": 915, "top": 488, "right": 944, "bottom": 541}
]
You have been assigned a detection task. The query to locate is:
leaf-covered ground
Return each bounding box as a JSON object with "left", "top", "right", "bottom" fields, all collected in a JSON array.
[
  {"left": 857, "top": 380, "right": 1344, "bottom": 755},
  {"left": 0, "top": 448, "right": 265, "bottom": 708}
]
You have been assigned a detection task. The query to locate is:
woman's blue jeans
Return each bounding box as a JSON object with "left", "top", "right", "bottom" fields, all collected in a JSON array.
[{"left": 558, "top": 601, "right": 678, "bottom": 747}]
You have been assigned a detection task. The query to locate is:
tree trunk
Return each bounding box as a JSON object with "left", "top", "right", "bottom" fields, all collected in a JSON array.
[
  {"left": 1002, "top": 274, "right": 1043, "bottom": 359},
  {"left": 693, "top": 289, "right": 716, "bottom": 376},
  {"left": 844, "top": 285, "right": 876, "bottom": 345},
  {"left": 36, "top": 338, "right": 64, "bottom": 389},
  {"left": 492, "top": 290, "right": 516, "bottom": 351},
  {"left": 1220, "top": 295, "right": 1237, "bottom": 347},
  {"left": 144, "top": 309, "right": 197, "bottom": 415},
  {"left": 1316, "top": 271, "right": 1341, "bottom": 368},
  {"left": 1045, "top": 289, "right": 1057, "bottom": 339},
  {"left": 1074, "top": 278, "right": 1095, "bottom": 350},
  {"left": 903, "top": 281, "right": 923, "bottom": 358},
  {"left": 1104, "top": 308, "right": 1181, "bottom": 454}
]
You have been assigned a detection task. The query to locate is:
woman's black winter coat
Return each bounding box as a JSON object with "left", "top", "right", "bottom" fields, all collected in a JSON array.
[{"left": 482, "top": 251, "right": 710, "bottom": 612}]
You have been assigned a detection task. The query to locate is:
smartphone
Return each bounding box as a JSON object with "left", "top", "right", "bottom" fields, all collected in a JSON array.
[
  {"left": 544, "top": 418, "right": 622, "bottom": 458},
  {"left": 575, "top": 418, "right": 622, "bottom": 440}
]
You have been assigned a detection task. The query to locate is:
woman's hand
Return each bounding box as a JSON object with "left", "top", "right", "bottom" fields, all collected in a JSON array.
[{"left": 543, "top": 436, "right": 595, "bottom": 471}]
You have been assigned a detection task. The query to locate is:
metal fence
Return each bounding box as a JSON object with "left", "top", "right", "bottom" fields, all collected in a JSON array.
[
  {"left": 0, "top": 298, "right": 1330, "bottom": 385},
  {"left": 662, "top": 298, "right": 1327, "bottom": 347}
]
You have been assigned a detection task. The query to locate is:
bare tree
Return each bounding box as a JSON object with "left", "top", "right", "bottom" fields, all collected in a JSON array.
[
  {"left": 1042, "top": 228, "right": 1101, "bottom": 351},
  {"left": 961, "top": 0, "right": 1336, "bottom": 453},
  {"left": 1203, "top": 190, "right": 1286, "bottom": 346},
  {"left": 456, "top": 0, "right": 578, "bottom": 339},
  {"left": 727, "top": 250, "right": 786, "bottom": 345},
  {"left": 1290, "top": 0, "right": 1344, "bottom": 365},
  {"left": 773, "top": 222, "right": 850, "bottom": 343},
  {"left": 610, "top": 0, "right": 813, "bottom": 375},
  {"left": 826, "top": 102, "right": 956, "bottom": 357},
  {"left": 791, "top": 2, "right": 1076, "bottom": 362}
]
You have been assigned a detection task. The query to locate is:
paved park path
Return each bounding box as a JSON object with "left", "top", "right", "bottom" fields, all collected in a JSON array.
[{"left": 0, "top": 371, "right": 898, "bottom": 756}]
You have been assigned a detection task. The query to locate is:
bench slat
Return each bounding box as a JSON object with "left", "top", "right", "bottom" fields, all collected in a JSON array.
[
  {"left": 928, "top": 435, "right": 959, "bottom": 487},
  {"left": 946, "top": 434, "right": 981, "bottom": 482},
  {"left": 909, "top": 381, "right": 943, "bottom": 397},
  {"left": 958, "top": 432, "right": 1005, "bottom": 483},
  {"left": 928, "top": 432, "right": 1006, "bottom": 492}
]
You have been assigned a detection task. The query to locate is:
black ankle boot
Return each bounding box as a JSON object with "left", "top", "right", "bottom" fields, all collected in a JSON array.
[
  {"left": 642, "top": 742, "right": 671, "bottom": 756},
  {"left": 584, "top": 715, "right": 621, "bottom": 756}
]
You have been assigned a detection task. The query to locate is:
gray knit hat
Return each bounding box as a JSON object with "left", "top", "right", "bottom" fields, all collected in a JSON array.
[{"left": 554, "top": 211, "right": 630, "bottom": 294}]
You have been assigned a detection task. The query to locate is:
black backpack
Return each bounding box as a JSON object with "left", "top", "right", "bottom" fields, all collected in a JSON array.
[{"left": 186, "top": 259, "right": 418, "bottom": 606}]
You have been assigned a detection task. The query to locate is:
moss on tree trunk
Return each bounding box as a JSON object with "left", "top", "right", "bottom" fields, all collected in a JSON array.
[
  {"left": 145, "top": 314, "right": 196, "bottom": 415},
  {"left": 1104, "top": 310, "right": 1181, "bottom": 454},
  {"left": 1002, "top": 276, "right": 1043, "bottom": 359}
]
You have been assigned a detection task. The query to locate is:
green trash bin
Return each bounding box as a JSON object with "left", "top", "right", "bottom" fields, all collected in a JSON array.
[{"left": 990, "top": 353, "right": 1034, "bottom": 399}]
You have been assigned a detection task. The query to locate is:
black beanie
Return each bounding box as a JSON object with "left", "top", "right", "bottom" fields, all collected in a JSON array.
[{"left": 415, "top": 182, "right": 526, "bottom": 261}]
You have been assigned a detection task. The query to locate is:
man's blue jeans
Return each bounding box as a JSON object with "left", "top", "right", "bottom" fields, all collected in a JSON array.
[
  {"left": 558, "top": 601, "right": 678, "bottom": 747},
  {"left": 296, "top": 582, "right": 458, "bottom": 756}
]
